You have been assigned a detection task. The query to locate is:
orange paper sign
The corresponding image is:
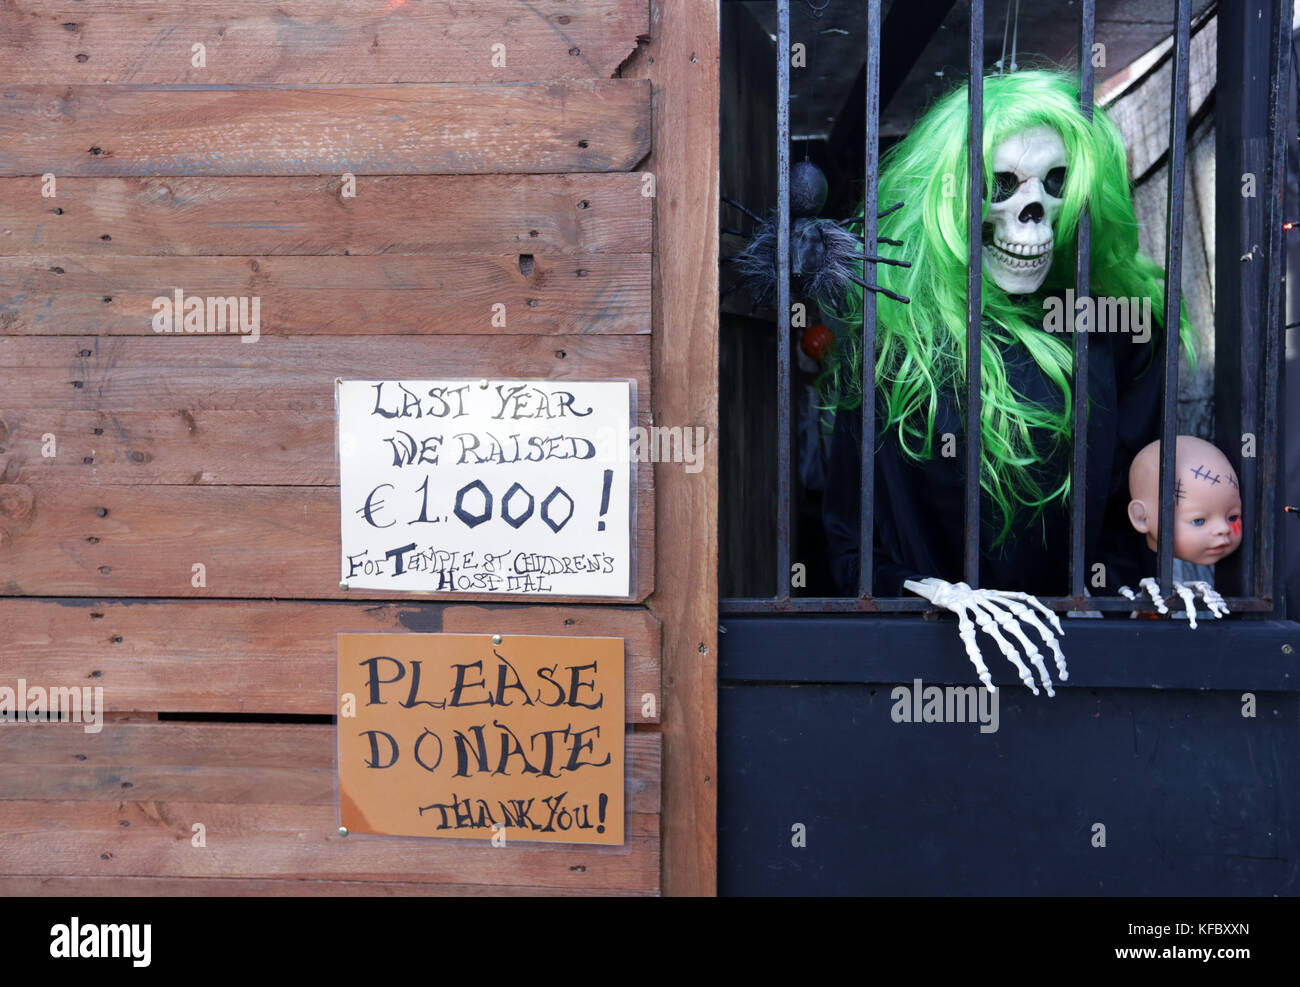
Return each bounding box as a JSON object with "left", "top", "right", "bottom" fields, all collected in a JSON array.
[{"left": 337, "top": 633, "right": 625, "bottom": 845}]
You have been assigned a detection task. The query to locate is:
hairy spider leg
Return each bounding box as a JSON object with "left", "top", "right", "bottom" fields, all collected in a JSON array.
[
  {"left": 847, "top": 249, "right": 912, "bottom": 268},
  {"left": 847, "top": 272, "right": 910, "bottom": 305},
  {"left": 721, "top": 196, "right": 765, "bottom": 228}
]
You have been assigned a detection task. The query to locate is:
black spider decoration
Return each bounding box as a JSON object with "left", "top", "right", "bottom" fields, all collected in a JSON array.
[{"left": 721, "top": 159, "right": 911, "bottom": 316}]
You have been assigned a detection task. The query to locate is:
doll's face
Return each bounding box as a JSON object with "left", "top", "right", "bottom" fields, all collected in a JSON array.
[
  {"left": 1142, "top": 466, "right": 1244, "bottom": 566},
  {"left": 982, "top": 125, "right": 1067, "bottom": 295}
]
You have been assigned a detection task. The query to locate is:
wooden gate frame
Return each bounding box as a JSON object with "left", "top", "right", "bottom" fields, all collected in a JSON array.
[{"left": 627, "top": 1, "right": 720, "bottom": 896}]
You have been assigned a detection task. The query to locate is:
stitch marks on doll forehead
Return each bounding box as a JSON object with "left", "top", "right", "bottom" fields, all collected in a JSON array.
[{"left": 1190, "top": 464, "right": 1222, "bottom": 485}]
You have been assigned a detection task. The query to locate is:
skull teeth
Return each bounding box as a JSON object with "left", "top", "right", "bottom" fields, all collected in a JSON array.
[
  {"left": 992, "top": 237, "right": 1053, "bottom": 258},
  {"left": 987, "top": 251, "right": 1050, "bottom": 271}
]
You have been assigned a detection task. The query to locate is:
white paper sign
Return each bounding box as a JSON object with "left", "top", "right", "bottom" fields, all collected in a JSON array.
[{"left": 337, "top": 379, "right": 632, "bottom": 598}]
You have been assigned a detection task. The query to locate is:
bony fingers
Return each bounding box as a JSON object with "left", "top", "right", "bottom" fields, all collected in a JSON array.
[
  {"left": 969, "top": 598, "right": 1038, "bottom": 695},
  {"left": 989, "top": 590, "right": 1067, "bottom": 681},
  {"left": 1171, "top": 581, "right": 1198, "bottom": 630},
  {"left": 1139, "top": 578, "right": 1169, "bottom": 614},
  {"left": 1043, "top": 629, "right": 1068, "bottom": 681},
  {"left": 1187, "top": 581, "right": 1230, "bottom": 618},
  {"left": 1002, "top": 603, "right": 1067, "bottom": 682},
  {"left": 1000, "top": 590, "right": 1065, "bottom": 636},
  {"left": 1201, "top": 584, "right": 1230, "bottom": 615},
  {"left": 953, "top": 605, "right": 996, "bottom": 694},
  {"left": 981, "top": 598, "right": 1055, "bottom": 696}
]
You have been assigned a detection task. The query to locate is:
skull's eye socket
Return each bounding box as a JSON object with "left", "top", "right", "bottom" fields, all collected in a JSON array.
[
  {"left": 1044, "top": 166, "right": 1067, "bottom": 198},
  {"left": 991, "top": 172, "right": 1019, "bottom": 202}
]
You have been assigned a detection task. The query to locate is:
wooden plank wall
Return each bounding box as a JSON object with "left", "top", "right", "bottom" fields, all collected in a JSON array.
[{"left": 0, "top": 0, "right": 676, "bottom": 896}]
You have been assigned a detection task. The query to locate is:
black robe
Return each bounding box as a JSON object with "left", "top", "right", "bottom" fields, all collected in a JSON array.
[{"left": 822, "top": 294, "right": 1165, "bottom": 597}]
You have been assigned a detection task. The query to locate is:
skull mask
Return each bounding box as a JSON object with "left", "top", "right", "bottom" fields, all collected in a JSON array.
[{"left": 982, "top": 125, "right": 1067, "bottom": 295}]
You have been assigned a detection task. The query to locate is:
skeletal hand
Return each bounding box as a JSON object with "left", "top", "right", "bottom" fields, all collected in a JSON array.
[
  {"left": 1117, "top": 578, "right": 1230, "bottom": 630},
  {"left": 903, "top": 577, "right": 1068, "bottom": 696}
]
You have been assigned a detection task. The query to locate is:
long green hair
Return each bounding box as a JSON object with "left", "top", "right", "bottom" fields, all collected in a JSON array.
[{"left": 828, "top": 69, "right": 1195, "bottom": 543}]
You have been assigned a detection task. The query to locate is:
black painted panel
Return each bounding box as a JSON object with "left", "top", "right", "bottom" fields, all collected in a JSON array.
[
  {"left": 720, "top": 616, "right": 1300, "bottom": 691},
  {"left": 719, "top": 681, "right": 1300, "bottom": 895}
]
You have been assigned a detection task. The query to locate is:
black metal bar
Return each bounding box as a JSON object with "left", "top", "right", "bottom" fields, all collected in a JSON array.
[
  {"left": 858, "top": 0, "right": 882, "bottom": 599},
  {"left": 1261, "top": 0, "right": 1291, "bottom": 613},
  {"left": 1155, "top": 0, "right": 1192, "bottom": 599},
  {"left": 718, "top": 615, "right": 1299, "bottom": 690},
  {"left": 729, "top": 0, "right": 1283, "bottom": 615},
  {"left": 776, "top": 0, "right": 792, "bottom": 602},
  {"left": 1214, "top": 4, "right": 1269, "bottom": 600},
  {"left": 1070, "top": 0, "right": 1095, "bottom": 600},
  {"left": 718, "top": 595, "right": 1274, "bottom": 614},
  {"left": 824, "top": 0, "right": 960, "bottom": 170},
  {"left": 963, "top": 0, "right": 984, "bottom": 587}
]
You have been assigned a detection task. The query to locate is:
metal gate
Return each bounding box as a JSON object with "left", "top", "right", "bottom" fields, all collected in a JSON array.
[{"left": 718, "top": 0, "right": 1299, "bottom": 895}]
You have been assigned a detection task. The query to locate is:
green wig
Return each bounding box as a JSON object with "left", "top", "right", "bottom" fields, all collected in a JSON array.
[{"left": 827, "top": 68, "right": 1196, "bottom": 543}]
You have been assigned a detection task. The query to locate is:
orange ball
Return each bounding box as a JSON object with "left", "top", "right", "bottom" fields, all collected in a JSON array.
[{"left": 800, "top": 323, "right": 835, "bottom": 361}]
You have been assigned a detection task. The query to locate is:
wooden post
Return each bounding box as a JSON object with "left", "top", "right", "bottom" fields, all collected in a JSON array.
[{"left": 625, "top": 0, "right": 720, "bottom": 896}]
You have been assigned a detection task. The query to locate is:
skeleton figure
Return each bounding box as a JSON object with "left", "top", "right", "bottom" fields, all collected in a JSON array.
[
  {"left": 821, "top": 70, "right": 1199, "bottom": 695},
  {"left": 982, "top": 125, "right": 1066, "bottom": 295},
  {"left": 903, "top": 577, "right": 1069, "bottom": 696},
  {"left": 904, "top": 126, "right": 1072, "bottom": 694}
]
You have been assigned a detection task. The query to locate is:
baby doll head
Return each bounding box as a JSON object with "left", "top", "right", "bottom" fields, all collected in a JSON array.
[{"left": 1127, "top": 436, "right": 1242, "bottom": 566}]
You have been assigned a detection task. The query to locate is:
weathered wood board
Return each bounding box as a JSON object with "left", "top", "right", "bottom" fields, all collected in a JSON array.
[
  {"left": 0, "top": 721, "right": 662, "bottom": 810},
  {"left": 623, "top": 0, "right": 718, "bottom": 898},
  {"left": 0, "top": 599, "right": 662, "bottom": 722},
  {"left": 0, "top": 254, "right": 650, "bottom": 335},
  {"left": 0, "top": 1, "right": 649, "bottom": 84},
  {"left": 0, "top": 407, "right": 654, "bottom": 485},
  {"left": 0, "top": 336, "right": 655, "bottom": 600},
  {"left": 0, "top": 175, "right": 652, "bottom": 257},
  {"left": 0, "top": 336, "right": 651, "bottom": 409},
  {"left": 0, "top": 877, "right": 656, "bottom": 897},
  {"left": 0, "top": 801, "right": 659, "bottom": 890},
  {"left": 0, "top": 82, "right": 651, "bottom": 176}
]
